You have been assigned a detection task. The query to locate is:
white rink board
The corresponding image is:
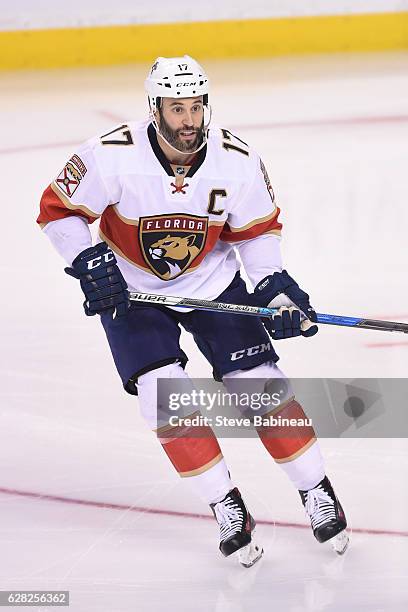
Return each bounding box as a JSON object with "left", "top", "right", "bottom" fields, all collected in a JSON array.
[
  {"left": 1, "top": 53, "right": 408, "bottom": 611},
  {"left": 2, "top": 0, "right": 408, "bottom": 31}
]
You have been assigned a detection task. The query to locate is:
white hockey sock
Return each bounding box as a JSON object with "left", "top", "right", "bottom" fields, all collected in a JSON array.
[
  {"left": 277, "top": 440, "right": 325, "bottom": 491},
  {"left": 185, "top": 457, "right": 233, "bottom": 505}
]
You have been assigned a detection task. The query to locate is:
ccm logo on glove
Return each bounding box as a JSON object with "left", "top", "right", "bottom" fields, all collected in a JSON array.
[
  {"left": 87, "top": 251, "right": 115, "bottom": 270},
  {"left": 65, "top": 242, "right": 130, "bottom": 317}
]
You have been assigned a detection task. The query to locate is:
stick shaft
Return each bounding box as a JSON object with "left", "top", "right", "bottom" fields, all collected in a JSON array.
[{"left": 128, "top": 291, "right": 408, "bottom": 334}]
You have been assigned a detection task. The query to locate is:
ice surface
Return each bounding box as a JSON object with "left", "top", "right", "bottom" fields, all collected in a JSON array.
[{"left": 1, "top": 52, "right": 407, "bottom": 610}]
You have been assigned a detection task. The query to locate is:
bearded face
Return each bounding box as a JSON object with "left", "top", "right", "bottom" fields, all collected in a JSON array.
[{"left": 158, "top": 108, "right": 205, "bottom": 153}]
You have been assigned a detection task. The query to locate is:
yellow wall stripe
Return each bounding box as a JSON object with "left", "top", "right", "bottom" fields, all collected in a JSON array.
[{"left": 1, "top": 12, "right": 408, "bottom": 70}]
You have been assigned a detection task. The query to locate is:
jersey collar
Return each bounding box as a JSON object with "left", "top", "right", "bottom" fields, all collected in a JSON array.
[{"left": 147, "top": 123, "right": 207, "bottom": 178}]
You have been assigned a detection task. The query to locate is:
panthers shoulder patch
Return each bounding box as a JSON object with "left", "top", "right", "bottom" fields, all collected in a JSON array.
[{"left": 55, "top": 155, "right": 87, "bottom": 198}]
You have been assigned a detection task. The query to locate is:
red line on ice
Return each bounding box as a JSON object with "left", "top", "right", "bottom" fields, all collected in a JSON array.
[
  {"left": 94, "top": 111, "right": 408, "bottom": 132},
  {"left": 3, "top": 113, "right": 408, "bottom": 155},
  {"left": 1, "top": 140, "right": 80, "bottom": 155},
  {"left": 0, "top": 486, "right": 407, "bottom": 538},
  {"left": 232, "top": 114, "right": 408, "bottom": 132},
  {"left": 96, "top": 109, "right": 125, "bottom": 123},
  {"left": 365, "top": 341, "right": 408, "bottom": 349}
]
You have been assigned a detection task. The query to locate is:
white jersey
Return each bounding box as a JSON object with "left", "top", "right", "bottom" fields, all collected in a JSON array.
[{"left": 38, "top": 120, "right": 282, "bottom": 300}]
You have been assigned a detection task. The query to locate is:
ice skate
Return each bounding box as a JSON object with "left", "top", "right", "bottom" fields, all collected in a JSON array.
[
  {"left": 211, "top": 488, "right": 264, "bottom": 568},
  {"left": 299, "top": 476, "right": 349, "bottom": 555}
]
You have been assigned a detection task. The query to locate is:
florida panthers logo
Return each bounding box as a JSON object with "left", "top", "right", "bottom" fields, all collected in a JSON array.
[{"left": 139, "top": 214, "right": 208, "bottom": 280}]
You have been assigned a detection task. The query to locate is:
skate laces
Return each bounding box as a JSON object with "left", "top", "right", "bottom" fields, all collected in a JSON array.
[
  {"left": 304, "top": 486, "right": 336, "bottom": 529},
  {"left": 214, "top": 497, "right": 244, "bottom": 541}
]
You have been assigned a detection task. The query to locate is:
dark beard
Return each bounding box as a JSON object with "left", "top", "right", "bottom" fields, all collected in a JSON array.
[{"left": 158, "top": 112, "right": 204, "bottom": 152}]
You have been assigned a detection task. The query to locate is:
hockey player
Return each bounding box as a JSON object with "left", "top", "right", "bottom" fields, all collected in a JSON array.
[{"left": 37, "top": 55, "right": 348, "bottom": 566}]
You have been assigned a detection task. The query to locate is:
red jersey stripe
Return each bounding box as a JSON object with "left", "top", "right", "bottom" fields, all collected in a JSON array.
[
  {"left": 99, "top": 207, "right": 225, "bottom": 272},
  {"left": 220, "top": 208, "right": 282, "bottom": 242},
  {"left": 36, "top": 184, "right": 99, "bottom": 226}
]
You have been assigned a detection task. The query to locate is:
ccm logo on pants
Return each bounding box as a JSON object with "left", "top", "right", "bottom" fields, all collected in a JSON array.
[{"left": 230, "top": 343, "right": 271, "bottom": 361}]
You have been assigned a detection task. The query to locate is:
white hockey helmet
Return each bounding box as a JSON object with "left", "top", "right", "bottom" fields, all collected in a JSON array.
[
  {"left": 145, "top": 55, "right": 210, "bottom": 113},
  {"left": 145, "top": 55, "right": 212, "bottom": 154}
]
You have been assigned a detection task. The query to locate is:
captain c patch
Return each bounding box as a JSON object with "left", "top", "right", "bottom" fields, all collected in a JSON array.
[{"left": 55, "top": 155, "right": 87, "bottom": 198}]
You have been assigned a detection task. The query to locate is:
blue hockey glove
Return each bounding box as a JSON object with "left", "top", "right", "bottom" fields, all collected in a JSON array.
[
  {"left": 252, "top": 270, "right": 318, "bottom": 340},
  {"left": 65, "top": 242, "right": 129, "bottom": 317}
]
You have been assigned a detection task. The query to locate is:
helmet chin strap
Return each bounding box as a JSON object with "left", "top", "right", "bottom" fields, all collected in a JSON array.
[{"left": 150, "top": 105, "right": 212, "bottom": 156}]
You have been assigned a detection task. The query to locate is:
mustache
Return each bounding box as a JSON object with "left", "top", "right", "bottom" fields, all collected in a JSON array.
[{"left": 177, "top": 127, "right": 198, "bottom": 134}]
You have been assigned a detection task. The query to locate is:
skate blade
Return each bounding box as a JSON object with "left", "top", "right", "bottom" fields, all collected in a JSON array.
[
  {"left": 237, "top": 537, "right": 264, "bottom": 568},
  {"left": 331, "top": 530, "right": 349, "bottom": 555}
]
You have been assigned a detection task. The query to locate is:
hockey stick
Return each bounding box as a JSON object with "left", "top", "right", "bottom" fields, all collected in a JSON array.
[{"left": 128, "top": 291, "right": 408, "bottom": 334}]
